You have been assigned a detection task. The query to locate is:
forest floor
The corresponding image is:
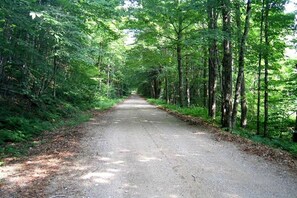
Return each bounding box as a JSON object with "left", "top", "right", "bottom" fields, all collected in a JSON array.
[{"left": 1, "top": 95, "right": 297, "bottom": 197}]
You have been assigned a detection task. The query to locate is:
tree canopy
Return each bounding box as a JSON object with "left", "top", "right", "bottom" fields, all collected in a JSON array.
[{"left": 0, "top": 0, "right": 297, "bottom": 154}]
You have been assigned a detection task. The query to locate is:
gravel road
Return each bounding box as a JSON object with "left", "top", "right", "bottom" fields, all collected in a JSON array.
[{"left": 46, "top": 95, "right": 297, "bottom": 198}]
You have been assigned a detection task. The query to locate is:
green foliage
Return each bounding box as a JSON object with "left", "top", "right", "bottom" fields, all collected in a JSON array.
[
  {"left": 148, "top": 99, "right": 218, "bottom": 123},
  {"left": 0, "top": 96, "right": 122, "bottom": 159},
  {"left": 150, "top": 98, "right": 297, "bottom": 157},
  {"left": 0, "top": 0, "right": 129, "bottom": 159},
  {"left": 1, "top": 0, "right": 296, "bottom": 160},
  {"left": 93, "top": 96, "right": 123, "bottom": 110}
]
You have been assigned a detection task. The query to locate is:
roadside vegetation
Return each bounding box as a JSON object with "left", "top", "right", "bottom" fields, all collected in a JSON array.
[
  {"left": 148, "top": 98, "right": 297, "bottom": 157},
  {"left": 123, "top": 1, "right": 297, "bottom": 157},
  {"left": 1, "top": 0, "right": 296, "bottom": 161},
  {"left": 0, "top": 1, "right": 130, "bottom": 160},
  {"left": 0, "top": 96, "right": 122, "bottom": 159}
]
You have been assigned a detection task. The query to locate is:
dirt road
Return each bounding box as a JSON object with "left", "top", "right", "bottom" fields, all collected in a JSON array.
[{"left": 46, "top": 95, "right": 297, "bottom": 198}]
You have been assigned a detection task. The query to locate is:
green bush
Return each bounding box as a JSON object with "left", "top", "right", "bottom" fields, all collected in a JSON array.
[
  {"left": 0, "top": 93, "right": 123, "bottom": 159},
  {"left": 148, "top": 98, "right": 297, "bottom": 157},
  {"left": 0, "top": 130, "right": 27, "bottom": 144}
]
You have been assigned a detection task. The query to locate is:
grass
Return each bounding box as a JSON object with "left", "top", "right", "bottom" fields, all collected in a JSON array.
[
  {"left": 148, "top": 98, "right": 297, "bottom": 157},
  {"left": 0, "top": 96, "right": 123, "bottom": 161}
]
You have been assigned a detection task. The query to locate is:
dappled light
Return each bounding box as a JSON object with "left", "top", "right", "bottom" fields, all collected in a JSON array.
[
  {"left": 81, "top": 172, "right": 115, "bottom": 184},
  {"left": 1, "top": 94, "right": 297, "bottom": 198},
  {"left": 193, "top": 131, "right": 207, "bottom": 135},
  {"left": 138, "top": 155, "right": 161, "bottom": 163},
  {"left": 0, "top": 152, "right": 70, "bottom": 196},
  {"left": 1, "top": 0, "right": 297, "bottom": 197}
]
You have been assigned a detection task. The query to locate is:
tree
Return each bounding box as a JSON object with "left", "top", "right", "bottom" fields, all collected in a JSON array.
[
  {"left": 221, "top": 0, "right": 233, "bottom": 130},
  {"left": 232, "top": 0, "right": 252, "bottom": 128},
  {"left": 128, "top": 0, "right": 200, "bottom": 106},
  {"left": 125, "top": 0, "right": 296, "bottom": 142},
  {"left": 207, "top": 0, "right": 219, "bottom": 119}
]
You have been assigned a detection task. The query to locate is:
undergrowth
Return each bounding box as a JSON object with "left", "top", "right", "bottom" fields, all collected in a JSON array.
[
  {"left": 0, "top": 95, "right": 122, "bottom": 160},
  {"left": 148, "top": 98, "right": 297, "bottom": 157}
]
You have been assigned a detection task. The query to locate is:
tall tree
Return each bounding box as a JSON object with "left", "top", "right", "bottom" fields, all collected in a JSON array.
[
  {"left": 232, "top": 0, "right": 252, "bottom": 128},
  {"left": 221, "top": 0, "right": 233, "bottom": 130},
  {"left": 207, "top": 0, "right": 219, "bottom": 119},
  {"left": 257, "top": 0, "right": 265, "bottom": 135},
  {"left": 263, "top": 0, "right": 270, "bottom": 136}
]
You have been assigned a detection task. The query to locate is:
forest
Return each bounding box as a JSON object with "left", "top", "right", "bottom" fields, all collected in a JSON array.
[{"left": 0, "top": 0, "right": 296, "bottom": 157}]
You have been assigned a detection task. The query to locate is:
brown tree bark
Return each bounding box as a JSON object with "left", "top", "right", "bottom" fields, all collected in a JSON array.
[
  {"left": 203, "top": 50, "right": 208, "bottom": 108},
  {"left": 221, "top": 0, "right": 233, "bottom": 130},
  {"left": 257, "top": 0, "right": 265, "bottom": 135},
  {"left": 232, "top": 0, "right": 251, "bottom": 128},
  {"left": 177, "top": 28, "right": 185, "bottom": 106},
  {"left": 240, "top": 73, "right": 247, "bottom": 128},
  {"left": 293, "top": 64, "right": 297, "bottom": 142},
  {"left": 263, "top": 0, "right": 270, "bottom": 137},
  {"left": 165, "top": 76, "right": 169, "bottom": 104},
  {"left": 207, "top": 0, "right": 218, "bottom": 119},
  {"left": 185, "top": 56, "right": 190, "bottom": 107}
]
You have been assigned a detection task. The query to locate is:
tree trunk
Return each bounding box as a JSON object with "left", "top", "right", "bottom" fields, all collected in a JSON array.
[
  {"left": 53, "top": 51, "right": 57, "bottom": 98},
  {"left": 232, "top": 0, "right": 251, "bottom": 128},
  {"left": 177, "top": 31, "right": 184, "bottom": 106},
  {"left": 257, "top": 0, "right": 265, "bottom": 135},
  {"left": 240, "top": 73, "right": 247, "bottom": 128},
  {"left": 221, "top": 0, "right": 233, "bottom": 131},
  {"left": 185, "top": 56, "right": 190, "bottom": 107},
  {"left": 263, "top": 0, "right": 269, "bottom": 137},
  {"left": 165, "top": 76, "right": 169, "bottom": 104},
  {"left": 154, "top": 78, "right": 159, "bottom": 99},
  {"left": 203, "top": 51, "right": 208, "bottom": 108},
  {"left": 293, "top": 110, "right": 297, "bottom": 142},
  {"left": 207, "top": 0, "right": 218, "bottom": 119},
  {"left": 107, "top": 64, "right": 110, "bottom": 98}
]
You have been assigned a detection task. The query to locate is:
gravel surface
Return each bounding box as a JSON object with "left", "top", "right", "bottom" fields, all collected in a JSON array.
[{"left": 45, "top": 95, "right": 297, "bottom": 198}]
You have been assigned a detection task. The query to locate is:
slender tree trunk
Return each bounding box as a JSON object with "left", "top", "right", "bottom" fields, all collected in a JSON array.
[
  {"left": 257, "top": 0, "right": 265, "bottom": 135},
  {"left": 154, "top": 77, "right": 159, "bottom": 99},
  {"left": 232, "top": 0, "right": 251, "bottom": 128},
  {"left": 107, "top": 64, "right": 110, "bottom": 98},
  {"left": 293, "top": 64, "right": 297, "bottom": 142},
  {"left": 0, "top": 56, "right": 3, "bottom": 83},
  {"left": 208, "top": 1, "right": 218, "bottom": 119},
  {"left": 293, "top": 110, "right": 297, "bottom": 142},
  {"left": 177, "top": 30, "right": 184, "bottom": 106},
  {"left": 263, "top": 0, "right": 270, "bottom": 137},
  {"left": 151, "top": 81, "right": 155, "bottom": 98},
  {"left": 240, "top": 73, "right": 247, "bottom": 127},
  {"left": 97, "top": 42, "right": 103, "bottom": 91},
  {"left": 53, "top": 53, "right": 57, "bottom": 98},
  {"left": 185, "top": 56, "right": 190, "bottom": 107},
  {"left": 221, "top": 0, "right": 233, "bottom": 130},
  {"left": 203, "top": 51, "right": 208, "bottom": 108},
  {"left": 165, "top": 76, "right": 169, "bottom": 104}
]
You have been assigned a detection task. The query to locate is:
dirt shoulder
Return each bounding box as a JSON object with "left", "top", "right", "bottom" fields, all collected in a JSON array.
[{"left": 0, "top": 110, "right": 107, "bottom": 198}]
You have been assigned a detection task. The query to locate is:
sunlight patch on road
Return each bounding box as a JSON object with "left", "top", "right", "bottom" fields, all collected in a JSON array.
[
  {"left": 0, "top": 154, "right": 64, "bottom": 189},
  {"left": 106, "top": 168, "right": 121, "bottom": 173},
  {"left": 122, "top": 183, "right": 138, "bottom": 189},
  {"left": 138, "top": 155, "right": 161, "bottom": 162},
  {"left": 112, "top": 160, "right": 125, "bottom": 165},
  {"left": 223, "top": 192, "right": 241, "bottom": 198},
  {"left": 98, "top": 157, "right": 111, "bottom": 162},
  {"left": 117, "top": 103, "right": 155, "bottom": 109},
  {"left": 120, "top": 149, "right": 131, "bottom": 153},
  {"left": 193, "top": 131, "right": 207, "bottom": 135},
  {"left": 81, "top": 172, "right": 115, "bottom": 184}
]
